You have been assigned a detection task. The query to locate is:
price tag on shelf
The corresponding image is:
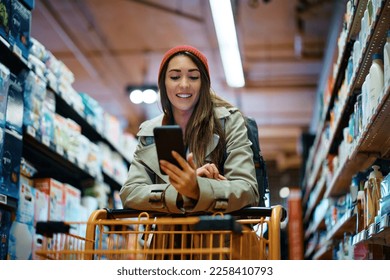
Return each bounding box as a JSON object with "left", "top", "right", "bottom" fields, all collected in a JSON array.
[
  {"left": 0, "top": 194, "right": 7, "bottom": 205},
  {"left": 42, "top": 135, "right": 50, "bottom": 147},
  {"left": 78, "top": 161, "right": 85, "bottom": 171},
  {"left": 56, "top": 145, "right": 64, "bottom": 156},
  {"left": 12, "top": 44, "right": 22, "bottom": 59},
  {"left": 26, "top": 126, "right": 36, "bottom": 138},
  {"left": 68, "top": 154, "right": 75, "bottom": 164}
]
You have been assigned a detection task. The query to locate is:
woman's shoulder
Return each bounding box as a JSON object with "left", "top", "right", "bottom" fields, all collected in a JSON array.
[
  {"left": 214, "top": 106, "right": 244, "bottom": 124},
  {"left": 137, "top": 114, "right": 164, "bottom": 137},
  {"left": 214, "top": 106, "right": 241, "bottom": 119}
]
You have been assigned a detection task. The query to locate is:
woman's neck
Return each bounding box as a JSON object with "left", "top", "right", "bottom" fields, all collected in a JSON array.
[{"left": 172, "top": 110, "right": 192, "bottom": 135}]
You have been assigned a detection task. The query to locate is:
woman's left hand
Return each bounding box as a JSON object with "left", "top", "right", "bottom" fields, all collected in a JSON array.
[
  {"left": 159, "top": 151, "right": 200, "bottom": 200},
  {"left": 196, "top": 162, "right": 226, "bottom": 180}
]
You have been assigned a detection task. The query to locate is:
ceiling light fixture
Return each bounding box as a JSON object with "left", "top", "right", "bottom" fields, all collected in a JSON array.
[
  {"left": 209, "top": 0, "right": 245, "bottom": 88},
  {"left": 127, "top": 85, "right": 158, "bottom": 104}
]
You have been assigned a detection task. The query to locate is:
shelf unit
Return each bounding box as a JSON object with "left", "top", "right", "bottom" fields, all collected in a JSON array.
[
  {"left": 0, "top": 34, "right": 130, "bottom": 209},
  {"left": 302, "top": 0, "right": 390, "bottom": 259}
]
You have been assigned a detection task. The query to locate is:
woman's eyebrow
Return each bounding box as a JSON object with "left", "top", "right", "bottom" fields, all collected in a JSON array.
[{"left": 168, "top": 68, "right": 200, "bottom": 73}]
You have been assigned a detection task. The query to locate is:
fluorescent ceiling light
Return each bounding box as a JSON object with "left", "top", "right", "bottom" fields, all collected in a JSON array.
[{"left": 209, "top": 0, "right": 245, "bottom": 88}]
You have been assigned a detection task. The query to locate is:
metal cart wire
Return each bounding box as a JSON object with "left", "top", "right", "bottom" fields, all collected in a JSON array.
[{"left": 35, "top": 205, "right": 287, "bottom": 260}]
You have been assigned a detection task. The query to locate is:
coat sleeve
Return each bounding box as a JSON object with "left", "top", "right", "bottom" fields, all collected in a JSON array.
[
  {"left": 186, "top": 110, "right": 259, "bottom": 213},
  {"left": 119, "top": 138, "right": 183, "bottom": 214}
]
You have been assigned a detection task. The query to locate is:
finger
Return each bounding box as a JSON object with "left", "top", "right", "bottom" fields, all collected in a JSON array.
[
  {"left": 187, "top": 153, "right": 197, "bottom": 170},
  {"left": 160, "top": 160, "right": 182, "bottom": 177},
  {"left": 172, "top": 151, "right": 188, "bottom": 169},
  {"left": 218, "top": 174, "right": 226, "bottom": 180},
  {"left": 210, "top": 164, "right": 219, "bottom": 179}
]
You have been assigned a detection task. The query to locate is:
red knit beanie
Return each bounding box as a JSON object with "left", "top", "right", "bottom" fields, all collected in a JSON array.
[{"left": 158, "top": 45, "right": 210, "bottom": 82}]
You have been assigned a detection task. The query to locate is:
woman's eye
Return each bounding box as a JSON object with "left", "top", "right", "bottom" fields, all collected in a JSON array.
[
  {"left": 189, "top": 76, "right": 200, "bottom": 80},
  {"left": 170, "top": 76, "right": 180, "bottom": 80}
]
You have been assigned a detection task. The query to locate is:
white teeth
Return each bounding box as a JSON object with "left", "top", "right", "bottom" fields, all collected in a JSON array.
[{"left": 177, "top": 94, "right": 191, "bottom": 98}]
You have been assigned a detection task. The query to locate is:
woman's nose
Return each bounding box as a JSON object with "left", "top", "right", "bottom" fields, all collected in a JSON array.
[{"left": 179, "top": 77, "right": 190, "bottom": 88}]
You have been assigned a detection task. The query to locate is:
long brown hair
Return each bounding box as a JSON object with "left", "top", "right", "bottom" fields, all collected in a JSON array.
[{"left": 158, "top": 51, "right": 233, "bottom": 167}]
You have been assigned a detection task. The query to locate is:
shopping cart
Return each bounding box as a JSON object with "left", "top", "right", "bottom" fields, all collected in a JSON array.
[{"left": 35, "top": 205, "right": 287, "bottom": 260}]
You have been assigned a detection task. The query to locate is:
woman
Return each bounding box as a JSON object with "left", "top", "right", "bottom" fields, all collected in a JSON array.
[{"left": 120, "top": 45, "right": 259, "bottom": 214}]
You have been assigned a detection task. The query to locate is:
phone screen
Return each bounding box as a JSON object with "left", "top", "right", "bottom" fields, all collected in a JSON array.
[{"left": 153, "top": 125, "right": 186, "bottom": 175}]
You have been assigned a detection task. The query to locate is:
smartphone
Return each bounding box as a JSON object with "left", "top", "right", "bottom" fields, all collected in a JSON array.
[{"left": 153, "top": 125, "right": 186, "bottom": 175}]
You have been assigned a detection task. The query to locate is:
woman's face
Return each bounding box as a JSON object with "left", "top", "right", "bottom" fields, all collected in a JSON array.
[{"left": 165, "top": 54, "right": 201, "bottom": 115}]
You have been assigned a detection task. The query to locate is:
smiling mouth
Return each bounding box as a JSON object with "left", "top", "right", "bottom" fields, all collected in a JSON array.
[{"left": 176, "top": 93, "right": 192, "bottom": 98}]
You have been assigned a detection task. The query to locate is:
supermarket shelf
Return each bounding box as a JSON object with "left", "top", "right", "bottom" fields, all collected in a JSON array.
[
  {"left": 352, "top": 212, "right": 390, "bottom": 246},
  {"left": 304, "top": 176, "right": 326, "bottom": 224},
  {"left": 354, "top": 0, "right": 390, "bottom": 88},
  {"left": 312, "top": 242, "right": 333, "bottom": 260},
  {"left": 22, "top": 125, "right": 95, "bottom": 188},
  {"left": 305, "top": 211, "right": 326, "bottom": 239},
  {"left": 0, "top": 36, "right": 29, "bottom": 74},
  {"left": 348, "top": 0, "right": 369, "bottom": 40},
  {"left": 54, "top": 90, "right": 132, "bottom": 165},
  {"left": 102, "top": 171, "right": 123, "bottom": 191},
  {"left": 303, "top": 0, "right": 368, "bottom": 186},
  {"left": 325, "top": 0, "right": 389, "bottom": 157},
  {"left": 326, "top": 209, "right": 357, "bottom": 240},
  {"left": 358, "top": 86, "right": 390, "bottom": 157},
  {"left": 325, "top": 151, "right": 376, "bottom": 198},
  {"left": 303, "top": 0, "right": 389, "bottom": 195},
  {"left": 307, "top": 210, "right": 356, "bottom": 260},
  {"left": 0, "top": 194, "right": 18, "bottom": 210},
  {"left": 325, "top": 78, "right": 390, "bottom": 198},
  {"left": 304, "top": 244, "right": 315, "bottom": 259}
]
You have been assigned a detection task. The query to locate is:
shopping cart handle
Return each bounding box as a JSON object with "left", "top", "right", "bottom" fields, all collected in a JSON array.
[
  {"left": 230, "top": 206, "right": 287, "bottom": 222},
  {"left": 105, "top": 205, "right": 287, "bottom": 222},
  {"left": 36, "top": 221, "right": 71, "bottom": 238}
]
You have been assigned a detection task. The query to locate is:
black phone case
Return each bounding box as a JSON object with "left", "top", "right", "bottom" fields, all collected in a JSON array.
[{"left": 153, "top": 125, "right": 186, "bottom": 175}]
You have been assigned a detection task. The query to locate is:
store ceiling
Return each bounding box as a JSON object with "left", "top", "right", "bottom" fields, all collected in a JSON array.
[{"left": 30, "top": 0, "right": 340, "bottom": 171}]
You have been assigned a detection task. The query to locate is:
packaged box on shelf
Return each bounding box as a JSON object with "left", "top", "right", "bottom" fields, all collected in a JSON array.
[
  {"left": 20, "top": 0, "right": 34, "bottom": 10},
  {"left": 103, "top": 112, "right": 121, "bottom": 145},
  {"left": 23, "top": 70, "right": 46, "bottom": 133},
  {"left": 0, "top": 126, "right": 3, "bottom": 178},
  {"left": 7, "top": 220, "right": 34, "bottom": 259},
  {"left": 0, "top": 62, "right": 10, "bottom": 127},
  {"left": 33, "top": 178, "right": 65, "bottom": 221},
  {"left": 28, "top": 54, "right": 46, "bottom": 80},
  {"left": 15, "top": 175, "right": 35, "bottom": 226},
  {"left": 33, "top": 186, "right": 48, "bottom": 224},
  {"left": 65, "top": 117, "right": 82, "bottom": 161},
  {"left": 75, "top": 134, "right": 90, "bottom": 169},
  {"left": 5, "top": 72, "right": 24, "bottom": 134},
  {"left": 0, "top": 0, "right": 11, "bottom": 42},
  {"left": 0, "top": 128, "right": 23, "bottom": 200},
  {"left": 40, "top": 88, "right": 55, "bottom": 146},
  {"left": 379, "top": 194, "right": 390, "bottom": 216},
  {"left": 53, "top": 113, "right": 68, "bottom": 154},
  {"left": 84, "top": 141, "right": 101, "bottom": 178},
  {"left": 8, "top": 0, "right": 31, "bottom": 60},
  {"left": 8, "top": 174, "right": 36, "bottom": 260},
  {"left": 63, "top": 183, "right": 81, "bottom": 222},
  {"left": 64, "top": 184, "right": 84, "bottom": 236},
  {"left": 79, "top": 92, "right": 104, "bottom": 133},
  {"left": 0, "top": 63, "right": 10, "bottom": 178},
  {"left": 0, "top": 207, "right": 12, "bottom": 260},
  {"left": 29, "top": 37, "right": 46, "bottom": 62},
  {"left": 32, "top": 187, "right": 48, "bottom": 260}
]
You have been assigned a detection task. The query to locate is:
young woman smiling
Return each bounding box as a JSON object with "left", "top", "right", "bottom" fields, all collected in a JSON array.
[{"left": 120, "top": 45, "right": 259, "bottom": 214}]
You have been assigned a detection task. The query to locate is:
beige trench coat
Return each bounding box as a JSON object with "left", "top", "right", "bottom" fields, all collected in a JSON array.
[{"left": 119, "top": 106, "right": 259, "bottom": 214}]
